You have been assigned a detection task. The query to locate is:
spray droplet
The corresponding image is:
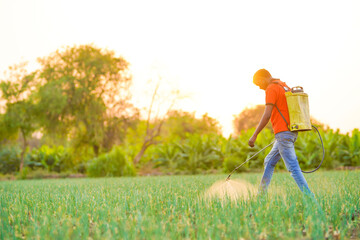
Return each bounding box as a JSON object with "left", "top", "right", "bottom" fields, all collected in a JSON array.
[{"left": 204, "top": 179, "right": 256, "bottom": 201}]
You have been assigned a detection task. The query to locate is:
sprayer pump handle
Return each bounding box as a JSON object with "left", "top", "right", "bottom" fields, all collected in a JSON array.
[{"left": 291, "top": 86, "right": 304, "bottom": 93}]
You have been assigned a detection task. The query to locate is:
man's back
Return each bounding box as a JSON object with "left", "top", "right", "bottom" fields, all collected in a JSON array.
[{"left": 265, "top": 80, "right": 290, "bottom": 134}]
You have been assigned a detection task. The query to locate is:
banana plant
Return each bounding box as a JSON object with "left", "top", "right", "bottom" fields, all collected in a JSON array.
[
  {"left": 295, "top": 129, "right": 323, "bottom": 169},
  {"left": 319, "top": 129, "right": 345, "bottom": 169},
  {"left": 174, "top": 134, "right": 223, "bottom": 174},
  {"left": 153, "top": 143, "right": 181, "bottom": 170},
  {"left": 339, "top": 129, "right": 360, "bottom": 166}
]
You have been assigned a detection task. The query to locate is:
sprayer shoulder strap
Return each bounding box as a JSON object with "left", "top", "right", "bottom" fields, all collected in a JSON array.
[
  {"left": 270, "top": 80, "right": 290, "bottom": 92},
  {"left": 274, "top": 104, "right": 289, "bottom": 127},
  {"left": 270, "top": 81, "right": 290, "bottom": 129}
]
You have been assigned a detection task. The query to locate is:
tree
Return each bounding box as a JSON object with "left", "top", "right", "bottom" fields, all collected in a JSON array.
[
  {"left": 0, "top": 63, "right": 38, "bottom": 171},
  {"left": 35, "top": 44, "right": 135, "bottom": 155},
  {"left": 161, "top": 110, "right": 222, "bottom": 140},
  {"left": 132, "top": 79, "right": 180, "bottom": 165},
  {"left": 101, "top": 112, "right": 140, "bottom": 152},
  {"left": 233, "top": 105, "right": 272, "bottom": 135}
]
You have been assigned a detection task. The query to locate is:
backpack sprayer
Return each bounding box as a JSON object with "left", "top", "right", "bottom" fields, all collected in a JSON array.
[{"left": 226, "top": 86, "right": 325, "bottom": 181}]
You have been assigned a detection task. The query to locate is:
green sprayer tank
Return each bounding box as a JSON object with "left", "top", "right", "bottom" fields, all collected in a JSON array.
[{"left": 285, "top": 86, "right": 312, "bottom": 131}]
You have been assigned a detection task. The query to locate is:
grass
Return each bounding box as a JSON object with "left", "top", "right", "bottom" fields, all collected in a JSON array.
[{"left": 0, "top": 171, "right": 359, "bottom": 239}]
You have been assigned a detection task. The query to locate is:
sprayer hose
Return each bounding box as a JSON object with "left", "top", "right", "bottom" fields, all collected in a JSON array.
[
  {"left": 226, "top": 125, "right": 325, "bottom": 180},
  {"left": 226, "top": 140, "right": 276, "bottom": 180},
  {"left": 301, "top": 125, "right": 325, "bottom": 173}
]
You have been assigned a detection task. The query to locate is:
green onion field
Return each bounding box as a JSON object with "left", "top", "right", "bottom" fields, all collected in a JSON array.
[{"left": 1, "top": 171, "right": 359, "bottom": 239}]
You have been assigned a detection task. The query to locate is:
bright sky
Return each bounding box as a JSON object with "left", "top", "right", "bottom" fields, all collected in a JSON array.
[{"left": 1, "top": 0, "right": 360, "bottom": 136}]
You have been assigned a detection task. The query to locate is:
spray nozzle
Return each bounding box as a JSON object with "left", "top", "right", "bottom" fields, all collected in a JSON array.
[{"left": 226, "top": 175, "right": 231, "bottom": 181}]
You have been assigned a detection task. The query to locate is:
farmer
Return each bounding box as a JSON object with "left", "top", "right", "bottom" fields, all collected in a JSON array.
[{"left": 249, "top": 69, "right": 313, "bottom": 195}]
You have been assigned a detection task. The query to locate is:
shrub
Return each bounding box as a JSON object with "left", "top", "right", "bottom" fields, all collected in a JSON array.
[
  {"left": 222, "top": 129, "right": 276, "bottom": 173},
  {"left": 154, "top": 133, "right": 223, "bottom": 174},
  {"left": 339, "top": 129, "right": 360, "bottom": 167},
  {"left": 87, "top": 146, "right": 136, "bottom": 177},
  {"left": 0, "top": 145, "right": 21, "bottom": 174},
  {"left": 0, "top": 173, "right": 15, "bottom": 180},
  {"left": 26, "top": 145, "right": 71, "bottom": 172}
]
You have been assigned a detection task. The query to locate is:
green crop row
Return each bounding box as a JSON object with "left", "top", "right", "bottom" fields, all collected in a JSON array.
[{"left": 0, "top": 172, "right": 359, "bottom": 239}]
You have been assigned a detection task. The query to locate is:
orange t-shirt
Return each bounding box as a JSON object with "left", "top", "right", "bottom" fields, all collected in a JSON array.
[{"left": 265, "top": 80, "right": 290, "bottom": 134}]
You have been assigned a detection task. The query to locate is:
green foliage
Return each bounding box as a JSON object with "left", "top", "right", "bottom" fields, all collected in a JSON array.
[
  {"left": 224, "top": 127, "right": 360, "bottom": 173},
  {"left": 339, "top": 128, "right": 360, "bottom": 166},
  {"left": 36, "top": 44, "right": 135, "bottom": 154},
  {"left": 1, "top": 126, "right": 360, "bottom": 176},
  {"left": 161, "top": 111, "right": 222, "bottom": 140},
  {"left": 296, "top": 131, "right": 317, "bottom": 168},
  {"left": 154, "top": 133, "right": 223, "bottom": 174},
  {"left": 223, "top": 128, "right": 275, "bottom": 172},
  {"left": 150, "top": 126, "right": 360, "bottom": 175},
  {"left": 120, "top": 120, "right": 161, "bottom": 166},
  {"left": 26, "top": 145, "right": 71, "bottom": 172},
  {"left": 87, "top": 146, "right": 136, "bottom": 177},
  {"left": 24, "top": 145, "right": 94, "bottom": 174},
  {"left": 313, "top": 128, "right": 345, "bottom": 169},
  {"left": 129, "top": 110, "right": 223, "bottom": 167},
  {"left": 0, "top": 64, "right": 38, "bottom": 142},
  {"left": 0, "top": 145, "right": 21, "bottom": 174},
  {"left": 124, "top": 120, "right": 156, "bottom": 159},
  {"left": 153, "top": 143, "right": 181, "bottom": 170},
  {"left": 0, "top": 63, "right": 39, "bottom": 171},
  {"left": 222, "top": 134, "right": 253, "bottom": 173},
  {"left": 16, "top": 168, "right": 72, "bottom": 180},
  {"left": 17, "top": 166, "right": 30, "bottom": 180}
]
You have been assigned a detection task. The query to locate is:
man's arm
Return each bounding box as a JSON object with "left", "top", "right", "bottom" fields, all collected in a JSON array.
[{"left": 248, "top": 104, "right": 273, "bottom": 147}]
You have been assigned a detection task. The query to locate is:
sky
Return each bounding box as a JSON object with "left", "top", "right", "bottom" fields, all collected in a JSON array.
[{"left": 1, "top": 0, "right": 360, "bottom": 136}]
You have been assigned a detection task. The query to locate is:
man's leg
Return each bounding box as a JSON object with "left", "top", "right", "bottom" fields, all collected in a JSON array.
[
  {"left": 276, "top": 131, "right": 313, "bottom": 194},
  {"left": 259, "top": 141, "right": 281, "bottom": 193}
]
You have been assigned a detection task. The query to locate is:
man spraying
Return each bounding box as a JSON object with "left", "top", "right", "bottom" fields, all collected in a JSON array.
[{"left": 249, "top": 69, "right": 313, "bottom": 195}]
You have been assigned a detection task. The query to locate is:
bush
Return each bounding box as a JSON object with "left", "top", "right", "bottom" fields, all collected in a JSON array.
[
  {"left": 16, "top": 168, "right": 74, "bottom": 180},
  {"left": 87, "top": 146, "right": 136, "bottom": 177},
  {"left": 26, "top": 145, "right": 72, "bottom": 172},
  {"left": 222, "top": 129, "right": 276, "bottom": 173},
  {"left": 154, "top": 133, "right": 223, "bottom": 174},
  {"left": 0, "top": 145, "right": 21, "bottom": 174},
  {"left": 0, "top": 173, "right": 15, "bottom": 180}
]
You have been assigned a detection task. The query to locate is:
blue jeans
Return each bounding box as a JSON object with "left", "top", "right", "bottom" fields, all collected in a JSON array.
[{"left": 259, "top": 131, "right": 313, "bottom": 194}]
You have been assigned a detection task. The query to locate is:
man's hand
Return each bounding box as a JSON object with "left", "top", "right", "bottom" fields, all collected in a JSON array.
[
  {"left": 248, "top": 135, "right": 257, "bottom": 148},
  {"left": 248, "top": 105, "right": 273, "bottom": 148}
]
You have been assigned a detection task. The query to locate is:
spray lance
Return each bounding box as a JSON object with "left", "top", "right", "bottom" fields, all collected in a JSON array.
[{"left": 226, "top": 86, "right": 325, "bottom": 181}]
